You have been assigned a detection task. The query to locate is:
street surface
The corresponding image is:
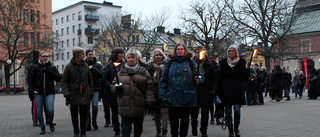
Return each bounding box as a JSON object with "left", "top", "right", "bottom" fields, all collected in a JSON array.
[{"left": 0, "top": 93, "right": 319, "bottom": 137}]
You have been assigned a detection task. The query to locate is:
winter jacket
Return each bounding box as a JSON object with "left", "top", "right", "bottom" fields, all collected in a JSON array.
[
  {"left": 159, "top": 56, "right": 204, "bottom": 107},
  {"left": 194, "top": 57, "right": 218, "bottom": 108},
  {"left": 293, "top": 73, "right": 300, "bottom": 85},
  {"left": 246, "top": 69, "right": 257, "bottom": 92},
  {"left": 61, "top": 58, "right": 93, "bottom": 106},
  {"left": 27, "top": 58, "right": 38, "bottom": 101},
  {"left": 148, "top": 62, "right": 163, "bottom": 109},
  {"left": 85, "top": 57, "right": 103, "bottom": 99},
  {"left": 102, "top": 60, "right": 125, "bottom": 107},
  {"left": 111, "top": 65, "right": 154, "bottom": 118},
  {"left": 282, "top": 72, "right": 291, "bottom": 88},
  {"left": 218, "top": 58, "right": 250, "bottom": 105},
  {"left": 271, "top": 69, "right": 283, "bottom": 90},
  {"left": 29, "top": 61, "right": 61, "bottom": 95}
]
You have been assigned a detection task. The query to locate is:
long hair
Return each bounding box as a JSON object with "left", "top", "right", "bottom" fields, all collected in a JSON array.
[
  {"left": 151, "top": 48, "right": 167, "bottom": 63},
  {"left": 170, "top": 43, "right": 192, "bottom": 60},
  {"left": 110, "top": 47, "right": 124, "bottom": 62}
]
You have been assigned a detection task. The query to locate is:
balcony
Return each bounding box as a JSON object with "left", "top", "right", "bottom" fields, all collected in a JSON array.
[
  {"left": 85, "top": 14, "right": 99, "bottom": 21},
  {"left": 85, "top": 27, "right": 99, "bottom": 35}
]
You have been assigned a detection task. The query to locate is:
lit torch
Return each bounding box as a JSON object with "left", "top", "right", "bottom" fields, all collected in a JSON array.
[
  {"left": 113, "top": 62, "right": 121, "bottom": 85},
  {"left": 248, "top": 48, "right": 258, "bottom": 67},
  {"left": 162, "top": 43, "right": 167, "bottom": 52},
  {"left": 197, "top": 50, "right": 206, "bottom": 76}
]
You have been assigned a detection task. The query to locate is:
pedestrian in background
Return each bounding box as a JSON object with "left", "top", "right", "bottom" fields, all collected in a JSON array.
[
  {"left": 292, "top": 68, "right": 302, "bottom": 99},
  {"left": 257, "top": 66, "right": 267, "bottom": 104},
  {"left": 270, "top": 65, "right": 283, "bottom": 102},
  {"left": 307, "top": 68, "right": 319, "bottom": 100},
  {"left": 159, "top": 43, "right": 203, "bottom": 137},
  {"left": 29, "top": 52, "right": 61, "bottom": 134},
  {"left": 111, "top": 49, "right": 154, "bottom": 137},
  {"left": 102, "top": 47, "right": 125, "bottom": 137},
  {"left": 217, "top": 45, "right": 250, "bottom": 137},
  {"left": 28, "top": 50, "right": 40, "bottom": 127},
  {"left": 61, "top": 47, "right": 93, "bottom": 137},
  {"left": 246, "top": 67, "right": 257, "bottom": 105},
  {"left": 208, "top": 54, "right": 221, "bottom": 125},
  {"left": 147, "top": 48, "right": 169, "bottom": 137},
  {"left": 85, "top": 49, "right": 103, "bottom": 131},
  {"left": 282, "top": 67, "right": 291, "bottom": 101},
  {"left": 190, "top": 46, "right": 218, "bottom": 137},
  {"left": 299, "top": 71, "right": 306, "bottom": 96}
]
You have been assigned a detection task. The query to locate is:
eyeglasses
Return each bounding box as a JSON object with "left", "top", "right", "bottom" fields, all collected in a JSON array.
[{"left": 41, "top": 56, "right": 49, "bottom": 58}]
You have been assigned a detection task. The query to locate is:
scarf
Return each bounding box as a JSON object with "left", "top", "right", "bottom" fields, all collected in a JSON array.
[
  {"left": 227, "top": 56, "right": 240, "bottom": 68},
  {"left": 152, "top": 60, "right": 166, "bottom": 83},
  {"left": 74, "top": 61, "right": 87, "bottom": 96},
  {"left": 125, "top": 63, "right": 140, "bottom": 75}
]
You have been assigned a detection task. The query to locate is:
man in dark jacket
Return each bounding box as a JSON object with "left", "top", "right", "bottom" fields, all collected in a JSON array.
[
  {"left": 85, "top": 49, "right": 103, "bottom": 130},
  {"left": 28, "top": 50, "right": 40, "bottom": 126},
  {"left": 270, "top": 65, "right": 283, "bottom": 102}
]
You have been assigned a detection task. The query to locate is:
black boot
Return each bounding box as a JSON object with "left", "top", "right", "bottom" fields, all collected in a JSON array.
[
  {"left": 50, "top": 123, "right": 55, "bottom": 132},
  {"left": 156, "top": 129, "right": 161, "bottom": 137},
  {"left": 40, "top": 127, "right": 45, "bottom": 135},
  {"left": 162, "top": 130, "right": 167, "bottom": 137},
  {"left": 86, "top": 123, "right": 91, "bottom": 131},
  {"left": 228, "top": 124, "right": 234, "bottom": 137},
  {"left": 92, "top": 121, "right": 98, "bottom": 130},
  {"left": 234, "top": 122, "right": 241, "bottom": 137},
  {"left": 114, "top": 131, "right": 120, "bottom": 137}
]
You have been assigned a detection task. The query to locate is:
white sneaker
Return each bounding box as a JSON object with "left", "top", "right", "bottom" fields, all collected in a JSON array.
[
  {"left": 98, "top": 101, "right": 102, "bottom": 106},
  {"left": 279, "top": 100, "right": 284, "bottom": 103}
]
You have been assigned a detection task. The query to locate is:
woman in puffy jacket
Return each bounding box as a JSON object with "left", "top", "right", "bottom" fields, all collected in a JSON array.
[
  {"left": 29, "top": 52, "right": 61, "bottom": 134},
  {"left": 111, "top": 49, "right": 154, "bottom": 137},
  {"left": 159, "top": 43, "right": 204, "bottom": 137}
]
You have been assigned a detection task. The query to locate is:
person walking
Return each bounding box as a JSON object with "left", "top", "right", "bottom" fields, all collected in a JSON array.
[
  {"left": 270, "top": 65, "right": 283, "bottom": 102},
  {"left": 292, "top": 68, "right": 302, "bottom": 99},
  {"left": 307, "top": 68, "right": 319, "bottom": 100},
  {"left": 85, "top": 49, "right": 103, "bottom": 131},
  {"left": 257, "top": 66, "right": 267, "bottom": 104},
  {"left": 299, "top": 71, "right": 306, "bottom": 96},
  {"left": 282, "top": 67, "right": 291, "bottom": 101},
  {"left": 159, "top": 43, "right": 204, "bottom": 137},
  {"left": 111, "top": 49, "right": 155, "bottom": 137},
  {"left": 208, "top": 54, "right": 221, "bottom": 125},
  {"left": 28, "top": 50, "right": 40, "bottom": 127},
  {"left": 61, "top": 47, "right": 94, "bottom": 137},
  {"left": 246, "top": 67, "right": 258, "bottom": 105},
  {"left": 147, "top": 49, "right": 169, "bottom": 137},
  {"left": 102, "top": 47, "right": 125, "bottom": 137},
  {"left": 217, "top": 45, "right": 250, "bottom": 137},
  {"left": 190, "top": 46, "right": 218, "bottom": 137},
  {"left": 29, "top": 52, "right": 62, "bottom": 134}
]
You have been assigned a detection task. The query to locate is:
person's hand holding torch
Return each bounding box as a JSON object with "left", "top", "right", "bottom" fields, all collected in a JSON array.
[
  {"left": 195, "top": 50, "right": 206, "bottom": 84},
  {"left": 113, "top": 62, "right": 122, "bottom": 92}
]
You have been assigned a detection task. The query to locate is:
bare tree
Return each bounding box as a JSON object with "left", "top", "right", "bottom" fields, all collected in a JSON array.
[
  {"left": 0, "top": 0, "right": 52, "bottom": 94},
  {"left": 181, "top": 0, "right": 241, "bottom": 57},
  {"left": 227, "top": 0, "right": 299, "bottom": 70}
]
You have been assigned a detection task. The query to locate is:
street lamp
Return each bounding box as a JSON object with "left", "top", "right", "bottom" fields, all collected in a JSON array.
[{"left": 6, "top": 59, "right": 21, "bottom": 95}]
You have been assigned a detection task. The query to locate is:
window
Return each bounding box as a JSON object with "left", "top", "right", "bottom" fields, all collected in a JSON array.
[
  {"left": 62, "top": 65, "right": 65, "bottom": 71},
  {"left": 36, "top": 11, "right": 40, "bottom": 23},
  {"left": 301, "top": 39, "right": 311, "bottom": 53},
  {"left": 56, "top": 53, "right": 59, "bottom": 60},
  {"left": 67, "top": 39, "right": 69, "bottom": 47},
  {"left": 56, "top": 30, "right": 59, "bottom": 36},
  {"left": 61, "top": 53, "right": 64, "bottom": 60},
  {"left": 78, "top": 24, "right": 81, "bottom": 29},
  {"left": 72, "top": 38, "right": 75, "bottom": 46},
  {"left": 88, "top": 37, "right": 93, "bottom": 44},
  {"left": 61, "top": 17, "right": 64, "bottom": 23},
  {"left": 52, "top": 52, "right": 55, "bottom": 61},
  {"left": 132, "top": 35, "right": 139, "bottom": 43},
  {"left": 56, "top": 19, "right": 58, "bottom": 25},
  {"left": 78, "top": 11, "right": 82, "bottom": 20},
  {"left": 24, "top": 33, "right": 28, "bottom": 46},
  {"left": 67, "top": 52, "right": 70, "bottom": 59},
  {"left": 24, "top": 9, "right": 28, "bottom": 23},
  {"left": 72, "top": 13, "right": 75, "bottom": 20},
  {"left": 61, "top": 40, "right": 64, "bottom": 47},
  {"left": 56, "top": 65, "right": 59, "bottom": 71},
  {"left": 72, "top": 25, "right": 75, "bottom": 33},
  {"left": 61, "top": 28, "right": 64, "bottom": 36},
  {"left": 66, "top": 15, "right": 69, "bottom": 22},
  {"left": 67, "top": 27, "right": 69, "bottom": 35},
  {"left": 30, "top": 32, "right": 35, "bottom": 46},
  {"left": 30, "top": 10, "right": 34, "bottom": 23}
]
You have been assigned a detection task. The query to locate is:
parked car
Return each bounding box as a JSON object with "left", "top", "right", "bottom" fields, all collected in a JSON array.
[{"left": 0, "top": 83, "right": 25, "bottom": 93}]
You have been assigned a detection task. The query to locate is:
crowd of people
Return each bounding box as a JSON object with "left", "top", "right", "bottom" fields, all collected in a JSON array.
[{"left": 27, "top": 44, "right": 320, "bottom": 137}]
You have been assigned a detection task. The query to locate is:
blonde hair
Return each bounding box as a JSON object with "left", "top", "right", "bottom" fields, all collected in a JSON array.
[
  {"left": 72, "top": 47, "right": 85, "bottom": 57},
  {"left": 261, "top": 66, "right": 266, "bottom": 71},
  {"left": 151, "top": 49, "right": 167, "bottom": 62},
  {"left": 40, "top": 51, "right": 48, "bottom": 56}
]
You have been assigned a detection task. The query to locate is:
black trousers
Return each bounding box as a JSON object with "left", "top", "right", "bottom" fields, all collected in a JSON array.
[
  {"left": 70, "top": 105, "right": 87, "bottom": 135},
  {"left": 169, "top": 107, "right": 191, "bottom": 137},
  {"left": 191, "top": 107, "right": 210, "bottom": 135},
  {"left": 103, "top": 100, "right": 120, "bottom": 133}
]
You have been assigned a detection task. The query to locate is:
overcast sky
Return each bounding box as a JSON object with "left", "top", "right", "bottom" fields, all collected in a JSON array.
[{"left": 53, "top": 0, "right": 193, "bottom": 30}]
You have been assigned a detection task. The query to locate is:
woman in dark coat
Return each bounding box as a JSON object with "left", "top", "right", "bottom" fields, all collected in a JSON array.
[
  {"left": 270, "top": 65, "right": 283, "bottom": 102},
  {"left": 308, "top": 68, "right": 319, "bottom": 100},
  {"left": 148, "top": 49, "right": 169, "bottom": 137},
  {"left": 190, "top": 46, "right": 218, "bottom": 137},
  {"left": 218, "top": 45, "right": 250, "bottom": 137},
  {"left": 102, "top": 47, "right": 125, "bottom": 137},
  {"left": 246, "top": 68, "right": 257, "bottom": 105}
]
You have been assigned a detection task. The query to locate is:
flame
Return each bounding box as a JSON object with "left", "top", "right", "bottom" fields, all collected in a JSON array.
[
  {"left": 253, "top": 49, "right": 258, "bottom": 57},
  {"left": 199, "top": 50, "right": 206, "bottom": 60},
  {"left": 163, "top": 44, "right": 167, "bottom": 50},
  {"left": 113, "top": 62, "right": 121, "bottom": 67}
]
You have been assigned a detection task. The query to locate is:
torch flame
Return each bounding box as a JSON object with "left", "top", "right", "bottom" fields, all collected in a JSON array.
[
  {"left": 199, "top": 51, "right": 206, "bottom": 60},
  {"left": 113, "top": 62, "right": 121, "bottom": 67},
  {"left": 163, "top": 44, "right": 167, "bottom": 50},
  {"left": 253, "top": 49, "right": 258, "bottom": 57}
]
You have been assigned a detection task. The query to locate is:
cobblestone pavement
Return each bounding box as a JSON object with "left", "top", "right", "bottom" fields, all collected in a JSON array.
[{"left": 0, "top": 92, "right": 319, "bottom": 137}]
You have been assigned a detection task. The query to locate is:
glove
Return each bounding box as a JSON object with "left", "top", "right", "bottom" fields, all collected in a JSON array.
[
  {"left": 65, "top": 95, "right": 71, "bottom": 102},
  {"left": 29, "top": 93, "right": 34, "bottom": 101},
  {"left": 209, "top": 89, "right": 216, "bottom": 98},
  {"left": 115, "top": 85, "right": 123, "bottom": 93}
]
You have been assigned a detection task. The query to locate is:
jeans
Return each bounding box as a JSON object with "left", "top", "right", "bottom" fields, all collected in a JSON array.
[
  {"left": 225, "top": 104, "right": 241, "bottom": 125},
  {"left": 70, "top": 105, "right": 87, "bottom": 135},
  {"left": 168, "top": 107, "right": 191, "bottom": 137},
  {"left": 35, "top": 94, "right": 55, "bottom": 128},
  {"left": 87, "top": 91, "right": 99, "bottom": 123},
  {"left": 153, "top": 107, "right": 169, "bottom": 132},
  {"left": 293, "top": 85, "right": 302, "bottom": 97},
  {"left": 209, "top": 96, "right": 220, "bottom": 120},
  {"left": 121, "top": 117, "right": 144, "bottom": 137},
  {"left": 283, "top": 87, "right": 289, "bottom": 98}
]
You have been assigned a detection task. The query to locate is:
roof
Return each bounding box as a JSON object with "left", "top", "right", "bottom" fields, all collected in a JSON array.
[
  {"left": 53, "top": 1, "right": 121, "bottom": 14},
  {"left": 287, "top": 10, "right": 320, "bottom": 36}
]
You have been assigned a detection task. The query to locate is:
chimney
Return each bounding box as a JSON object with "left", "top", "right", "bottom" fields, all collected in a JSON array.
[
  {"left": 103, "top": 1, "right": 113, "bottom": 5},
  {"left": 173, "top": 28, "right": 181, "bottom": 35},
  {"left": 157, "top": 26, "right": 165, "bottom": 33}
]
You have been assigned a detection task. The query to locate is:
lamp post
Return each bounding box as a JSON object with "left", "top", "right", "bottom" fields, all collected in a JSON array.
[{"left": 6, "top": 59, "right": 21, "bottom": 95}]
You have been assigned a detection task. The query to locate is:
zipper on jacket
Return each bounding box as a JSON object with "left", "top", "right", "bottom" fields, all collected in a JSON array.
[{"left": 43, "top": 66, "right": 46, "bottom": 95}]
